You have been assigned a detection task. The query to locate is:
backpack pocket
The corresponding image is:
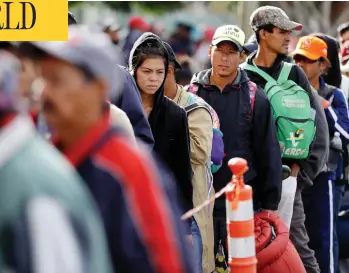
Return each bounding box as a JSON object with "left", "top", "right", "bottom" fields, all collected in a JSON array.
[{"left": 276, "top": 116, "right": 316, "bottom": 159}]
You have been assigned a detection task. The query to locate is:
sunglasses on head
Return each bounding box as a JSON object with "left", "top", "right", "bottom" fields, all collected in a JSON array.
[{"left": 293, "top": 55, "right": 319, "bottom": 64}]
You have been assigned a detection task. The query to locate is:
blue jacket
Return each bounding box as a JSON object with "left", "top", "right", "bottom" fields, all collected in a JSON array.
[
  {"left": 59, "top": 114, "right": 193, "bottom": 273},
  {"left": 319, "top": 77, "right": 349, "bottom": 144},
  {"left": 110, "top": 65, "right": 154, "bottom": 149}
]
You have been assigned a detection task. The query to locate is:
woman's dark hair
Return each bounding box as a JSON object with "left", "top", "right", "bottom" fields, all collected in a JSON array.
[
  {"left": 311, "top": 33, "right": 342, "bottom": 88},
  {"left": 131, "top": 39, "right": 168, "bottom": 74},
  {"left": 255, "top": 24, "right": 275, "bottom": 44}
]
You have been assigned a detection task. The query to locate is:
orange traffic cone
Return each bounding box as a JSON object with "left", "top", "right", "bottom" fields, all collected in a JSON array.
[{"left": 226, "top": 158, "right": 257, "bottom": 273}]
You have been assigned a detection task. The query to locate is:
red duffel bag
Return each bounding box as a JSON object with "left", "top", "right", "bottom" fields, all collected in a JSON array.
[{"left": 254, "top": 211, "right": 306, "bottom": 273}]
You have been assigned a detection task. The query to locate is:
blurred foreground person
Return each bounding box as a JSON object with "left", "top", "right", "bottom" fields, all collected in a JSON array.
[
  {"left": 21, "top": 26, "right": 194, "bottom": 273},
  {"left": 0, "top": 51, "right": 112, "bottom": 273}
]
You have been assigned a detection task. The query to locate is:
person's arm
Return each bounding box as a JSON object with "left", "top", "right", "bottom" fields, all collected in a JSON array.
[
  {"left": 111, "top": 67, "right": 154, "bottom": 149},
  {"left": 252, "top": 87, "right": 282, "bottom": 210},
  {"left": 299, "top": 89, "right": 330, "bottom": 185},
  {"left": 187, "top": 108, "right": 213, "bottom": 165},
  {"left": 325, "top": 89, "right": 349, "bottom": 143},
  {"left": 106, "top": 141, "right": 194, "bottom": 273},
  {"left": 11, "top": 198, "right": 86, "bottom": 273},
  {"left": 295, "top": 67, "right": 330, "bottom": 183},
  {"left": 174, "top": 109, "right": 194, "bottom": 216},
  {"left": 109, "top": 103, "right": 137, "bottom": 145}
]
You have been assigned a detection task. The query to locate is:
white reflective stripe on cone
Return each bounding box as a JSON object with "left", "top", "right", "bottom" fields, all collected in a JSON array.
[
  {"left": 226, "top": 199, "right": 254, "bottom": 221},
  {"left": 228, "top": 236, "right": 256, "bottom": 258}
]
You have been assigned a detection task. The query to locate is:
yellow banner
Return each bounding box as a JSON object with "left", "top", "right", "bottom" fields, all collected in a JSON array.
[{"left": 0, "top": 0, "right": 68, "bottom": 41}]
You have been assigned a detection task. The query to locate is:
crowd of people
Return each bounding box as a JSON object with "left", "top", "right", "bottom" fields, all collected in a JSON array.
[{"left": 1, "top": 5, "right": 349, "bottom": 273}]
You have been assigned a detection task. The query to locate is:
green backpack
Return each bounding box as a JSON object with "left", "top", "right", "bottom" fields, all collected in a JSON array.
[{"left": 243, "top": 62, "right": 316, "bottom": 159}]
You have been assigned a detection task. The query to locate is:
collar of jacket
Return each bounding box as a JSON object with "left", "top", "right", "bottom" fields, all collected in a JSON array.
[
  {"left": 0, "top": 115, "right": 35, "bottom": 169},
  {"left": 191, "top": 68, "right": 250, "bottom": 88},
  {"left": 247, "top": 51, "right": 289, "bottom": 79},
  {"left": 55, "top": 111, "right": 110, "bottom": 167},
  {"left": 318, "top": 76, "right": 337, "bottom": 99}
]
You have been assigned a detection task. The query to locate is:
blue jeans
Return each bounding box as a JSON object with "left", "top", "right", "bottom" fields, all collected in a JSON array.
[{"left": 191, "top": 219, "right": 203, "bottom": 273}]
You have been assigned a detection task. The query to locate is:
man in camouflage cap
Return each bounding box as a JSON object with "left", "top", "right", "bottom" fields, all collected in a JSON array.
[
  {"left": 250, "top": 6, "right": 302, "bottom": 33},
  {"left": 243, "top": 5, "right": 328, "bottom": 273}
]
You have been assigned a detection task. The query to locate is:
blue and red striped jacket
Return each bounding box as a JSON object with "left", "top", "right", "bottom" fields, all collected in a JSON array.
[{"left": 59, "top": 114, "right": 194, "bottom": 273}]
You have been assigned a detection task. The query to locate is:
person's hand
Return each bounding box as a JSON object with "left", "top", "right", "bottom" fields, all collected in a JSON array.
[
  {"left": 185, "top": 234, "right": 193, "bottom": 247},
  {"left": 291, "top": 164, "right": 300, "bottom": 177},
  {"left": 261, "top": 209, "right": 279, "bottom": 217}
]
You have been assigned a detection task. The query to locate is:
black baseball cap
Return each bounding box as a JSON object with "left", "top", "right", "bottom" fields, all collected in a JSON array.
[{"left": 162, "top": 41, "right": 182, "bottom": 70}]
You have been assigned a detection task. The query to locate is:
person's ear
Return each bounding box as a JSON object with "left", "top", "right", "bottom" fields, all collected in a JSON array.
[
  {"left": 259, "top": 29, "right": 267, "bottom": 42},
  {"left": 168, "top": 65, "right": 175, "bottom": 75},
  {"left": 208, "top": 45, "right": 212, "bottom": 57},
  {"left": 319, "top": 59, "right": 330, "bottom": 74},
  {"left": 239, "top": 51, "right": 246, "bottom": 64},
  {"left": 92, "top": 78, "right": 108, "bottom": 103}
]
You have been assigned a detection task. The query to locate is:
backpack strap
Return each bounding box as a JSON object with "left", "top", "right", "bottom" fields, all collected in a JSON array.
[
  {"left": 188, "top": 83, "right": 200, "bottom": 95},
  {"left": 241, "top": 62, "right": 277, "bottom": 83},
  {"left": 277, "top": 62, "right": 293, "bottom": 83},
  {"left": 184, "top": 101, "right": 211, "bottom": 115},
  {"left": 248, "top": 81, "right": 257, "bottom": 113}
]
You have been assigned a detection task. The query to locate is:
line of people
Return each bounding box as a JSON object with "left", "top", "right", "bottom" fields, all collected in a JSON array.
[{"left": 1, "top": 5, "right": 349, "bottom": 273}]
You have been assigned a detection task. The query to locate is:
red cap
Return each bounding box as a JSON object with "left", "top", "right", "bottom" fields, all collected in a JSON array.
[{"left": 129, "top": 16, "right": 150, "bottom": 31}]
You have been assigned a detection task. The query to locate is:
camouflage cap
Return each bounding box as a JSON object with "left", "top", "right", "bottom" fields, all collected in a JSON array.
[{"left": 250, "top": 6, "right": 302, "bottom": 32}]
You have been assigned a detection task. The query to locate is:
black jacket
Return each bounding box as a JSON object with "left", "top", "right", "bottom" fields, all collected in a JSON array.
[
  {"left": 190, "top": 68, "right": 282, "bottom": 213},
  {"left": 110, "top": 64, "right": 155, "bottom": 149},
  {"left": 245, "top": 52, "right": 328, "bottom": 187},
  {"left": 129, "top": 33, "right": 193, "bottom": 214}
]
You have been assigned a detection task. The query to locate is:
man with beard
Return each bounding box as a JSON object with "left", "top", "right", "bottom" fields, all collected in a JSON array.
[
  {"left": 20, "top": 25, "right": 194, "bottom": 273},
  {"left": 0, "top": 51, "right": 112, "bottom": 273}
]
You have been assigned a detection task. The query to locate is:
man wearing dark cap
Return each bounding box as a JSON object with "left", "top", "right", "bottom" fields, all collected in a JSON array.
[
  {"left": 189, "top": 24, "right": 282, "bottom": 266},
  {"left": 243, "top": 6, "right": 328, "bottom": 273},
  {"left": 0, "top": 50, "right": 112, "bottom": 273},
  {"left": 20, "top": 25, "right": 194, "bottom": 273},
  {"left": 163, "top": 41, "right": 215, "bottom": 273}
]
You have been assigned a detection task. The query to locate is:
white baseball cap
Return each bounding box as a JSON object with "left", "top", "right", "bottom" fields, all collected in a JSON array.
[{"left": 211, "top": 25, "right": 245, "bottom": 51}]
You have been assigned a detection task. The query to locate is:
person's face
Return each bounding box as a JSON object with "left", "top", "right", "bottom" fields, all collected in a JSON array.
[
  {"left": 294, "top": 54, "right": 324, "bottom": 82},
  {"left": 136, "top": 57, "right": 165, "bottom": 95},
  {"left": 240, "top": 51, "right": 247, "bottom": 64},
  {"left": 108, "top": 29, "right": 120, "bottom": 44},
  {"left": 340, "top": 30, "right": 349, "bottom": 46},
  {"left": 39, "top": 57, "right": 105, "bottom": 133},
  {"left": 261, "top": 27, "right": 291, "bottom": 55},
  {"left": 209, "top": 41, "right": 241, "bottom": 77}
]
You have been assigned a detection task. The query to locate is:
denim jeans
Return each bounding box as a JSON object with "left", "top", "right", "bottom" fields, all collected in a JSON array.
[{"left": 191, "top": 219, "right": 203, "bottom": 273}]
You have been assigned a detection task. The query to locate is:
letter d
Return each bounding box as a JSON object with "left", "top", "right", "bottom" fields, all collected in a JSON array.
[{"left": 20, "top": 2, "right": 36, "bottom": 29}]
